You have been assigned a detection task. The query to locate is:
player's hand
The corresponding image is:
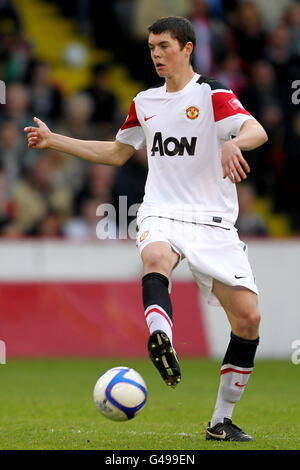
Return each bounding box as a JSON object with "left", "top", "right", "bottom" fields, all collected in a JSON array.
[
  {"left": 221, "top": 140, "right": 250, "bottom": 183},
  {"left": 24, "top": 117, "right": 51, "bottom": 149}
]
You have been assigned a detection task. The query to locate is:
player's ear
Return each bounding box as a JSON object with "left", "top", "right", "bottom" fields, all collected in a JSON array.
[{"left": 184, "top": 41, "right": 194, "bottom": 60}]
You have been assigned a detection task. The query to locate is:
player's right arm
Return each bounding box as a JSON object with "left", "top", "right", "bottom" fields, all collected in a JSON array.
[{"left": 24, "top": 117, "right": 135, "bottom": 167}]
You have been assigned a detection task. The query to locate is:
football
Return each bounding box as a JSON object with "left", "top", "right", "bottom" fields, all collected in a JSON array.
[{"left": 93, "top": 366, "right": 148, "bottom": 421}]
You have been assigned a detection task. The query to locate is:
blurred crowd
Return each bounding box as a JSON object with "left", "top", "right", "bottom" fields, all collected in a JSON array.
[{"left": 0, "top": 0, "right": 300, "bottom": 239}]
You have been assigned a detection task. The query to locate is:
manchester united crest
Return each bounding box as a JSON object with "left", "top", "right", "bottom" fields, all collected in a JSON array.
[
  {"left": 186, "top": 106, "right": 199, "bottom": 120},
  {"left": 139, "top": 230, "right": 149, "bottom": 243}
]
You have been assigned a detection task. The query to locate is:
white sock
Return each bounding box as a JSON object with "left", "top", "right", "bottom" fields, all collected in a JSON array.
[
  {"left": 210, "top": 363, "right": 253, "bottom": 427},
  {"left": 145, "top": 304, "right": 173, "bottom": 344}
]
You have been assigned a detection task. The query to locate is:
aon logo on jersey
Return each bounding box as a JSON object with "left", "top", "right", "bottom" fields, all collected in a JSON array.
[{"left": 151, "top": 132, "right": 197, "bottom": 156}]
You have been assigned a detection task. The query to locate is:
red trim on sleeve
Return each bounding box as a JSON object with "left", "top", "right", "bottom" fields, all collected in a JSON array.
[
  {"left": 212, "top": 92, "right": 250, "bottom": 122},
  {"left": 121, "top": 100, "right": 141, "bottom": 130}
]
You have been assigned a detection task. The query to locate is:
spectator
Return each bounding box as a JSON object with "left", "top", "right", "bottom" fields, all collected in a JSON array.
[
  {"left": 12, "top": 150, "right": 72, "bottom": 234},
  {"left": 24, "top": 59, "right": 64, "bottom": 123},
  {"left": 214, "top": 51, "right": 249, "bottom": 96},
  {"left": 283, "top": 1, "right": 300, "bottom": 57},
  {"left": 54, "top": 92, "right": 97, "bottom": 190},
  {"left": 29, "top": 208, "right": 64, "bottom": 238},
  {"left": 0, "top": 0, "right": 32, "bottom": 83},
  {"left": 72, "top": 164, "right": 115, "bottom": 216},
  {"left": 280, "top": 111, "right": 300, "bottom": 230},
  {"left": 112, "top": 0, "right": 135, "bottom": 42},
  {"left": 240, "top": 60, "right": 285, "bottom": 197},
  {"left": 0, "top": 0, "right": 22, "bottom": 32},
  {"left": 90, "top": 1, "right": 121, "bottom": 49},
  {"left": 62, "top": 197, "right": 101, "bottom": 240},
  {"left": 0, "top": 120, "right": 27, "bottom": 196},
  {"left": 236, "top": 183, "right": 268, "bottom": 236},
  {"left": 240, "top": 60, "right": 284, "bottom": 129},
  {"left": 265, "top": 21, "right": 299, "bottom": 82},
  {"left": 0, "top": 165, "right": 16, "bottom": 234},
  {"left": 189, "top": 0, "right": 228, "bottom": 75},
  {"left": 266, "top": 22, "right": 291, "bottom": 71},
  {"left": 133, "top": 0, "right": 189, "bottom": 41},
  {"left": 265, "top": 21, "right": 300, "bottom": 120},
  {"left": 0, "top": 83, "right": 33, "bottom": 129},
  {"left": 229, "top": 1, "right": 266, "bottom": 73},
  {"left": 57, "top": 92, "right": 95, "bottom": 139},
  {"left": 83, "top": 63, "right": 122, "bottom": 134},
  {"left": 0, "top": 220, "right": 22, "bottom": 238}
]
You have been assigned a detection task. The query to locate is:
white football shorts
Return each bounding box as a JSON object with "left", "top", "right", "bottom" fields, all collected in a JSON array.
[{"left": 136, "top": 216, "right": 258, "bottom": 307}]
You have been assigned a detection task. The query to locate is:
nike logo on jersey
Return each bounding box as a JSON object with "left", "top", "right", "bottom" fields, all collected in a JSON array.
[
  {"left": 235, "top": 381, "right": 246, "bottom": 388},
  {"left": 235, "top": 275, "right": 246, "bottom": 279},
  {"left": 144, "top": 115, "right": 156, "bottom": 121},
  {"left": 206, "top": 430, "right": 227, "bottom": 440}
]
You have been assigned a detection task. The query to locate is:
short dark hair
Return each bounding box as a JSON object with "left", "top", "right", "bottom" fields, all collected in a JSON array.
[{"left": 148, "top": 16, "right": 196, "bottom": 60}]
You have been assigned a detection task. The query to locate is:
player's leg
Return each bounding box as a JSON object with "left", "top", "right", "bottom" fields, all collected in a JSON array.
[
  {"left": 142, "top": 241, "right": 179, "bottom": 341},
  {"left": 142, "top": 241, "right": 181, "bottom": 387},
  {"left": 207, "top": 281, "right": 260, "bottom": 441},
  {"left": 142, "top": 240, "right": 179, "bottom": 275},
  {"left": 213, "top": 280, "right": 260, "bottom": 339}
]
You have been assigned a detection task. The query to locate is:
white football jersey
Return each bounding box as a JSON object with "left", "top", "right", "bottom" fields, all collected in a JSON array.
[{"left": 116, "top": 73, "right": 254, "bottom": 228}]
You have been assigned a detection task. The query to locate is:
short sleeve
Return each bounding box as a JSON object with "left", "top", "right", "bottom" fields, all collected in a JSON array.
[
  {"left": 116, "top": 100, "right": 146, "bottom": 150},
  {"left": 212, "top": 91, "right": 255, "bottom": 140}
]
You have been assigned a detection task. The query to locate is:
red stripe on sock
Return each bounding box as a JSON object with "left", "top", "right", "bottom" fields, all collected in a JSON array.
[
  {"left": 145, "top": 308, "right": 173, "bottom": 329},
  {"left": 220, "top": 367, "right": 252, "bottom": 376}
]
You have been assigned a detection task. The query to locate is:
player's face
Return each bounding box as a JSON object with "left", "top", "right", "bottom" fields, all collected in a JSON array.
[{"left": 148, "top": 32, "right": 192, "bottom": 78}]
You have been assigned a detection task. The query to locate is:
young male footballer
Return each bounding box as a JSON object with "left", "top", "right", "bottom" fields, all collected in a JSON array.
[{"left": 25, "top": 16, "right": 268, "bottom": 441}]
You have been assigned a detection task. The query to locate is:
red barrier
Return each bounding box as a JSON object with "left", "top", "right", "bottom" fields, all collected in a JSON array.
[{"left": 0, "top": 281, "right": 209, "bottom": 358}]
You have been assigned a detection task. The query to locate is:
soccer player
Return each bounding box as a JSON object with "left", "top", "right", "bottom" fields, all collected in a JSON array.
[{"left": 24, "top": 16, "right": 268, "bottom": 442}]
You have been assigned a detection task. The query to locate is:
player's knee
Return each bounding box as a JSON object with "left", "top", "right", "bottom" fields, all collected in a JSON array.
[
  {"left": 143, "top": 248, "right": 172, "bottom": 275},
  {"left": 237, "top": 308, "right": 260, "bottom": 338},
  {"left": 246, "top": 310, "right": 261, "bottom": 331}
]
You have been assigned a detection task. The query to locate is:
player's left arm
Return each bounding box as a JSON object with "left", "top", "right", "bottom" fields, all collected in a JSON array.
[{"left": 221, "top": 119, "right": 268, "bottom": 183}]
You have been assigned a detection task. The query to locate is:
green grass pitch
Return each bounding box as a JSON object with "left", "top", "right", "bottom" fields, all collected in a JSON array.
[{"left": 0, "top": 358, "right": 299, "bottom": 450}]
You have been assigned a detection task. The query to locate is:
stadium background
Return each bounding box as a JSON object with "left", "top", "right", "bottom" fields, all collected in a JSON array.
[{"left": 0, "top": 0, "right": 299, "bottom": 361}]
